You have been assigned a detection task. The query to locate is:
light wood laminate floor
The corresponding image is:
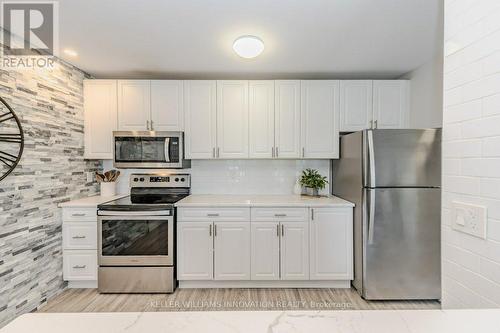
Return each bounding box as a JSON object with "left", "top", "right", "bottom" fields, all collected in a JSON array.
[{"left": 38, "top": 288, "right": 440, "bottom": 312}]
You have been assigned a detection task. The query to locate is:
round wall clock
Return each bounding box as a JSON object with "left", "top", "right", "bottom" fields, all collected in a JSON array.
[{"left": 0, "top": 96, "right": 24, "bottom": 182}]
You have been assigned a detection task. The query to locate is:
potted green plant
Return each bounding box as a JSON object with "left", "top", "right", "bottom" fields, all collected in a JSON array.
[{"left": 299, "top": 168, "right": 328, "bottom": 197}]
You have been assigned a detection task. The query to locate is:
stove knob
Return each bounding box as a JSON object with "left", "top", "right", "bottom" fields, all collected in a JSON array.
[
  {"left": 175, "top": 177, "right": 179, "bottom": 182},
  {"left": 139, "top": 177, "right": 145, "bottom": 182},
  {"left": 133, "top": 177, "right": 138, "bottom": 182},
  {"left": 181, "top": 177, "right": 185, "bottom": 182}
]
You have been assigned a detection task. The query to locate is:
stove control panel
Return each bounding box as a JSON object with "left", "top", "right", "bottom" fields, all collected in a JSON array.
[{"left": 130, "top": 173, "right": 190, "bottom": 188}]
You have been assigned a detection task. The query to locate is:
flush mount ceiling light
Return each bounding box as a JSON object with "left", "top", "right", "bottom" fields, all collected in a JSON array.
[
  {"left": 63, "top": 49, "right": 78, "bottom": 57},
  {"left": 232, "top": 36, "right": 264, "bottom": 59}
]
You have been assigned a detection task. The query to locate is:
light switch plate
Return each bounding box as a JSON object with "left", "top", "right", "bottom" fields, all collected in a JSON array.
[
  {"left": 86, "top": 171, "right": 94, "bottom": 183},
  {"left": 451, "top": 201, "right": 487, "bottom": 239}
]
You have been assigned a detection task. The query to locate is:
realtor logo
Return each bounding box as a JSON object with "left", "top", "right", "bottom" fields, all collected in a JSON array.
[{"left": 1, "top": 1, "right": 58, "bottom": 68}]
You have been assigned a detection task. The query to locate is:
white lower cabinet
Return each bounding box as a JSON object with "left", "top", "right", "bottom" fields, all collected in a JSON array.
[
  {"left": 63, "top": 250, "right": 97, "bottom": 281},
  {"left": 214, "top": 222, "right": 251, "bottom": 280},
  {"left": 310, "top": 208, "right": 353, "bottom": 280},
  {"left": 280, "top": 221, "right": 309, "bottom": 280},
  {"left": 177, "top": 222, "right": 214, "bottom": 280},
  {"left": 251, "top": 222, "right": 280, "bottom": 280},
  {"left": 177, "top": 206, "right": 352, "bottom": 286}
]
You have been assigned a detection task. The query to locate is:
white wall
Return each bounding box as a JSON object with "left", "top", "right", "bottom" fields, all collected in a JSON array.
[
  {"left": 400, "top": 0, "right": 444, "bottom": 129},
  {"left": 103, "top": 159, "right": 330, "bottom": 195},
  {"left": 442, "top": 0, "right": 500, "bottom": 309}
]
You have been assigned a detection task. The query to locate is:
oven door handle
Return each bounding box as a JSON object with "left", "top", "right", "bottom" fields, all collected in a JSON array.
[
  {"left": 98, "top": 210, "right": 172, "bottom": 216},
  {"left": 164, "top": 137, "right": 170, "bottom": 162}
]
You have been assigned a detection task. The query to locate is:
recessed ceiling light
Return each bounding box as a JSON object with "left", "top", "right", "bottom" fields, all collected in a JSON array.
[
  {"left": 233, "top": 36, "right": 264, "bottom": 59},
  {"left": 63, "top": 49, "right": 78, "bottom": 57}
]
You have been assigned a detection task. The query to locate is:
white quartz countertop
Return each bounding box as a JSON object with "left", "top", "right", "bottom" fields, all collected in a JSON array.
[
  {"left": 58, "top": 194, "right": 127, "bottom": 208},
  {"left": 175, "top": 194, "right": 354, "bottom": 207},
  {"left": 2, "top": 310, "right": 500, "bottom": 333}
]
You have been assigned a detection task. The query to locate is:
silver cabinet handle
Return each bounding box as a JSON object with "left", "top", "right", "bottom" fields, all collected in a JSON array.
[
  {"left": 212, "top": 147, "right": 216, "bottom": 158},
  {"left": 274, "top": 214, "right": 287, "bottom": 217},
  {"left": 374, "top": 120, "right": 378, "bottom": 129},
  {"left": 281, "top": 224, "right": 284, "bottom": 236},
  {"left": 146, "top": 120, "right": 150, "bottom": 130},
  {"left": 207, "top": 213, "right": 220, "bottom": 217},
  {"left": 369, "top": 120, "right": 373, "bottom": 129},
  {"left": 209, "top": 224, "right": 212, "bottom": 236},
  {"left": 276, "top": 147, "right": 279, "bottom": 158},
  {"left": 311, "top": 208, "right": 314, "bottom": 220},
  {"left": 214, "top": 224, "right": 217, "bottom": 237},
  {"left": 72, "top": 265, "right": 86, "bottom": 269},
  {"left": 151, "top": 120, "right": 154, "bottom": 130},
  {"left": 272, "top": 147, "right": 275, "bottom": 158},
  {"left": 302, "top": 147, "right": 305, "bottom": 158},
  {"left": 276, "top": 224, "right": 279, "bottom": 237},
  {"left": 72, "top": 213, "right": 85, "bottom": 217},
  {"left": 72, "top": 235, "right": 86, "bottom": 239},
  {"left": 216, "top": 147, "right": 220, "bottom": 158}
]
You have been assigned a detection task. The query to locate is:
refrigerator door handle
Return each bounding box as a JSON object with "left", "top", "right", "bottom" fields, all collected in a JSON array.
[
  {"left": 368, "top": 189, "right": 375, "bottom": 244},
  {"left": 367, "top": 130, "right": 376, "bottom": 187}
]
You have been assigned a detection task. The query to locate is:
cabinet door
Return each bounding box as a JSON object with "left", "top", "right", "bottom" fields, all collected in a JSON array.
[
  {"left": 310, "top": 208, "right": 353, "bottom": 280},
  {"left": 216, "top": 81, "right": 249, "bottom": 159},
  {"left": 177, "top": 222, "right": 213, "bottom": 280},
  {"left": 251, "top": 222, "right": 280, "bottom": 280},
  {"left": 150, "top": 80, "right": 183, "bottom": 131},
  {"left": 83, "top": 80, "right": 117, "bottom": 159},
  {"left": 249, "top": 81, "right": 275, "bottom": 158},
  {"left": 280, "top": 221, "right": 309, "bottom": 280},
  {"left": 117, "top": 80, "right": 151, "bottom": 131},
  {"left": 275, "top": 80, "right": 301, "bottom": 158},
  {"left": 214, "top": 222, "right": 251, "bottom": 280},
  {"left": 373, "top": 80, "right": 410, "bottom": 129},
  {"left": 300, "top": 80, "right": 340, "bottom": 159},
  {"left": 339, "top": 80, "right": 373, "bottom": 132},
  {"left": 184, "top": 81, "right": 217, "bottom": 159}
]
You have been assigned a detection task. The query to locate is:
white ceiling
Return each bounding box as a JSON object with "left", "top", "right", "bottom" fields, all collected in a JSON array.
[{"left": 58, "top": 0, "right": 442, "bottom": 79}]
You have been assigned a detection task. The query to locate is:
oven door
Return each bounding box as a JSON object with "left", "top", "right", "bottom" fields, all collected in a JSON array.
[
  {"left": 98, "top": 214, "right": 174, "bottom": 266},
  {"left": 113, "top": 131, "right": 183, "bottom": 168}
]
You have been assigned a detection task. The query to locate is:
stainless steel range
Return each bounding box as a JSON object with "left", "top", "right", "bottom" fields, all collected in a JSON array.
[{"left": 97, "top": 173, "right": 190, "bottom": 293}]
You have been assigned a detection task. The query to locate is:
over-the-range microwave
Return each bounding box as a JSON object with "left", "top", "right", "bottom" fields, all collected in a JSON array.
[{"left": 113, "top": 131, "right": 191, "bottom": 169}]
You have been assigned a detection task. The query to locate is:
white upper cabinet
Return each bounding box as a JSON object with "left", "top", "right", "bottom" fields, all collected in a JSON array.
[
  {"left": 300, "top": 80, "right": 340, "bottom": 159},
  {"left": 309, "top": 208, "right": 353, "bottom": 280},
  {"left": 275, "top": 80, "right": 301, "bottom": 158},
  {"left": 339, "top": 80, "right": 373, "bottom": 132},
  {"left": 249, "top": 81, "right": 275, "bottom": 159},
  {"left": 117, "top": 80, "right": 151, "bottom": 131},
  {"left": 373, "top": 80, "right": 410, "bottom": 129},
  {"left": 150, "top": 80, "right": 184, "bottom": 131},
  {"left": 216, "top": 81, "right": 249, "bottom": 159},
  {"left": 83, "top": 80, "right": 117, "bottom": 159},
  {"left": 214, "top": 222, "right": 251, "bottom": 280},
  {"left": 184, "top": 81, "right": 217, "bottom": 159}
]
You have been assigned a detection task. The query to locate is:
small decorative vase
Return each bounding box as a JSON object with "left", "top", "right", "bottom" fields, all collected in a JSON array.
[
  {"left": 304, "top": 187, "right": 319, "bottom": 197},
  {"left": 100, "top": 182, "right": 116, "bottom": 197}
]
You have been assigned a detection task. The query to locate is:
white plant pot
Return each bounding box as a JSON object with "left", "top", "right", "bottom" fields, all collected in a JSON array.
[{"left": 100, "top": 182, "right": 116, "bottom": 197}]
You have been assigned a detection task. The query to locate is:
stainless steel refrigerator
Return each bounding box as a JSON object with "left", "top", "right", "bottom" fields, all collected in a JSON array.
[{"left": 332, "top": 129, "right": 441, "bottom": 300}]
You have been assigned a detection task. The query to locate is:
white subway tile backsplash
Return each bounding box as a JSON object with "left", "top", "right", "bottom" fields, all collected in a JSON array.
[{"left": 443, "top": 0, "right": 500, "bottom": 308}]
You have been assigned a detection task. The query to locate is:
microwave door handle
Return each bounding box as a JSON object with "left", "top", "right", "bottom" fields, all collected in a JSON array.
[{"left": 164, "top": 137, "right": 170, "bottom": 162}]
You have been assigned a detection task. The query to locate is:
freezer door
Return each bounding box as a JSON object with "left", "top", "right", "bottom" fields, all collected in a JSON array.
[
  {"left": 364, "top": 129, "right": 441, "bottom": 188},
  {"left": 363, "top": 188, "right": 441, "bottom": 300}
]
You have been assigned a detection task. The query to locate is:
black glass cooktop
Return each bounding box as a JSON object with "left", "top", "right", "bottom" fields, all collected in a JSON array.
[{"left": 98, "top": 193, "right": 189, "bottom": 211}]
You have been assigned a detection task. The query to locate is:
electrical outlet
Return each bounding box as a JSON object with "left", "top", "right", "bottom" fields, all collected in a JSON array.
[
  {"left": 451, "top": 201, "right": 487, "bottom": 239},
  {"left": 86, "top": 171, "right": 94, "bottom": 183}
]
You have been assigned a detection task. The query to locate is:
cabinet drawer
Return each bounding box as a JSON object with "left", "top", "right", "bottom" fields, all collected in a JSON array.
[
  {"left": 63, "top": 222, "right": 97, "bottom": 250},
  {"left": 63, "top": 250, "right": 97, "bottom": 281},
  {"left": 62, "top": 208, "right": 97, "bottom": 222},
  {"left": 178, "top": 207, "right": 250, "bottom": 222},
  {"left": 251, "top": 208, "right": 308, "bottom": 222}
]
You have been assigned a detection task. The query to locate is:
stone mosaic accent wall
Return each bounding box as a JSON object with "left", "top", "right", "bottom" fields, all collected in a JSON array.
[{"left": 0, "top": 43, "right": 101, "bottom": 326}]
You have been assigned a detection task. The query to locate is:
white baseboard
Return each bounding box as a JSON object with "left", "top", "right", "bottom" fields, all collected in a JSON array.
[
  {"left": 68, "top": 280, "right": 97, "bottom": 289},
  {"left": 179, "top": 280, "right": 351, "bottom": 289}
]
